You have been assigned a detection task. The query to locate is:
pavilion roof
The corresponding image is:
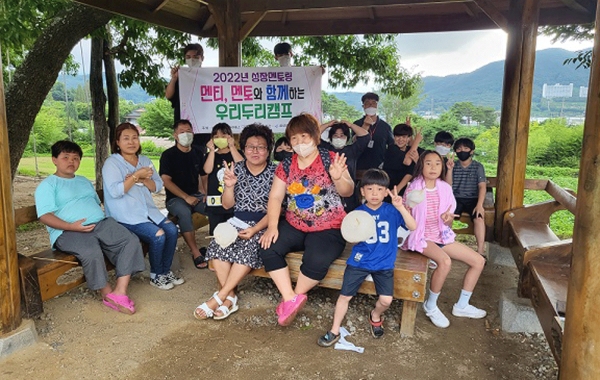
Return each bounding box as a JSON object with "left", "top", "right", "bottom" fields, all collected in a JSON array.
[{"left": 74, "top": 0, "right": 596, "bottom": 37}]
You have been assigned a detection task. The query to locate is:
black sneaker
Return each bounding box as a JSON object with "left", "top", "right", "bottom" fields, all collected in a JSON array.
[
  {"left": 369, "top": 312, "right": 384, "bottom": 338},
  {"left": 317, "top": 331, "right": 340, "bottom": 347}
]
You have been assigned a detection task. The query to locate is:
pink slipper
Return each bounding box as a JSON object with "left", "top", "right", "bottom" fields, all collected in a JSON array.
[
  {"left": 104, "top": 293, "right": 135, "bottom": 315},
  {"left": 277, "top": 294, "right": 307, "bottom": 326},
  {"left": 103, "top": 299, "right": 119, "bottom": 312}
]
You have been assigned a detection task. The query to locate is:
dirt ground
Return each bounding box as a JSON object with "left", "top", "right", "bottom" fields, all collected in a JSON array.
[{"left": 1, "top": 176, "right": 558, "bottom": 379}]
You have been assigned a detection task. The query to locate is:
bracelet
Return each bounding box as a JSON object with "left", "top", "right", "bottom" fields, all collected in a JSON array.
[{"left": 131, "top": 174, "right": 139, "bottom": 182}]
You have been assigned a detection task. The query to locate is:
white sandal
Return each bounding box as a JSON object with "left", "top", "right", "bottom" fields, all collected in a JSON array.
[
  {"left": 214, "top": 295, "right": 239, "bottom": 320},
  {"left": 193, "top": 292, "right": 223, "bottom": 320}
]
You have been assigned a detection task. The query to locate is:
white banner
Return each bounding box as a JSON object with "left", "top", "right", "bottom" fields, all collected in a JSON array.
[{"left": 178, "top": 66, "right": 322, "bottom": 133}]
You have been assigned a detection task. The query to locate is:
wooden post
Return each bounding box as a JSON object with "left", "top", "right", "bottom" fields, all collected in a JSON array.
[
  {"left": 209, "top": 0, "right": 242, "bottom": 67},
  {"left": 559, "top": 2, "right": 600, "bottom": 377},
  {"left": 0, "top": 44, "right": 22, "bottom": 334},
  {"left": 494, "top": 0, "right": 540, "bottom": 244}
]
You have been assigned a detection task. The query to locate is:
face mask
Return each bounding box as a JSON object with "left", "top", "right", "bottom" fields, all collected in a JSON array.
[
  {"left": 456, "top": 151, "right": 472, "bottom": 161},
  {"left": 277, "top": 55, "right": 292, "bottom": 67},
  {"left": 293, "top": 141, "right": 316, "bottom": 158},
  {"left": 435, "top": 146, "right": 451, "bottom": 156},
  {"left": 185, "top": 58, "right": 203, "bottom": 68},
  {"left": 331, "top": 137, "right": 347, "bottom": 150},
  {"left": 274, "top": 151, "right": 293, "bottom": 162},
  {"left": 177, "top": 132, "right": 194, "bottom": 148},
  {"left": 213, "top": 138, "right": 228, "bottom": 149},
  {"left": 365, "top": 107, "right": 377, "bottom": 116}
]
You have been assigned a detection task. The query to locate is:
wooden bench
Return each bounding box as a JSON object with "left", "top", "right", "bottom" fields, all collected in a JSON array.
[
  {"left": 15, "top": 197, "right": 208, "bottom": 318},
  {"left": 505, "top": 179, "right": 576, "bottom": 365},
  {"left": 452, "top": 177, "right": 496, "bottom": 242},
  {"left": 249, "top": 244, "right": 428, "bottom": 337}
]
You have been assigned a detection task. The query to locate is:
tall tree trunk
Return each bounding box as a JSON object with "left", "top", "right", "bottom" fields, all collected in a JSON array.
[
  {"left": 5, "top": 3, "right": 112, "bottom": 178},
  {"left": 91, "top": 37, "right": 108, "bottom": 191},
  {"left": 103, "top": 26, "right": 119, "bottom": 145}
]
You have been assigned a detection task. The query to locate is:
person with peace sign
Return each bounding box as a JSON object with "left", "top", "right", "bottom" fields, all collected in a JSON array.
[{"left": 402, "top": 150, "right": 487, "bottom": 329}]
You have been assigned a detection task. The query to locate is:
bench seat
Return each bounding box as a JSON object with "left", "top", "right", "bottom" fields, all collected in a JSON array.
[{"left": 250, "top": 244, "right": 428, "bottom": 337}]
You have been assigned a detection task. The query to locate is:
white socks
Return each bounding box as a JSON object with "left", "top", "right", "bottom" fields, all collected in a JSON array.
[
  {"left": 456, "top": 289, "right": 472, "bottom": 309},
  {"left": 425, "top": 289, "right": 440, "bottom": 310}
]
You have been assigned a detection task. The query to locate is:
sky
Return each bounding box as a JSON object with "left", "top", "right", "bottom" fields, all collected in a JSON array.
[{"left": 69, "top": 30, "right": 593, "bottom": 93}]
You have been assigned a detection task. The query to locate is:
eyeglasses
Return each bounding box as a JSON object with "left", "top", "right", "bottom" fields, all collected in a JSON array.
[{"left": 245, "top": 145, "right": 268, "bottom": 153}]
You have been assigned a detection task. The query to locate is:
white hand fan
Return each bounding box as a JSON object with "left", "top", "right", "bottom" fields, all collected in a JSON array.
[
  {"left": 341, "top": 210, "right": 376, "bottom": 243},
  {"left": 406, "top": 189, "right": 425, "bottom": 208},
  {"left": 213, "top": 222, "right": 238, "bottom": 248}
]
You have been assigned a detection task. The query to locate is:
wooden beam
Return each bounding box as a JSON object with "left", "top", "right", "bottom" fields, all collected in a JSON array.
[
  {"left": 495, "top": 0, "right": 540, "bottom": 244},
  {"left": 151, "top": 0, "right": 170, "bottom": 13},
  {"left": 0, "top": 45, "right": 21, "bottom": 334},
  {"left": 208, "top": 0, "right": 242, "bottom": 67},
  {"left": 560, "top": 0, "right": 600, "bottom": 377},
  {"left": 474, "top": 0, "right": 509, "bottom": 30},
  {"left": 240, "top": 0, "right": 473, "bottom": 12},
  {"left": 73, "top": 0, "right": 204, "bottom": 35},
  {"left": 558, "top": 0, "right": 595, "bottom": 13},
  {"left": 202, "top": 14, "right": 215, "bottom": 32},
  {"left": 240, "top": 11, "right": 267, "bottom": 40},
  {"left": 463, "top": 2, "right": 479, "bottom": 17}
]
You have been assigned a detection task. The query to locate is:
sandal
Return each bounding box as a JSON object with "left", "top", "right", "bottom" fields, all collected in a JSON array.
[
  {"left": 214, "top": 295, "right": 239, "bottom": 320},
  {"left": 317, "top": 331, "right": 340, "bottom": 347},
  {"left": 104, "top": 293, "right": 135, "bottom": 315},
  {"left": 193, "top": 251, "right": 208, "bottom": 269},
  {"left": 194, "top": 292, "right": 223, "bottom": 320},
  {"left": 369, "top": 311, "right": 384, "bottom": 338}
]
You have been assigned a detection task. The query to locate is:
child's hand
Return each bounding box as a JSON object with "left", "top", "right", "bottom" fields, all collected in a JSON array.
[
  {"left": 441, "top": 206, "right": 456, "bottom": 226},
  {"left": 71, "top": 218, "right": 95, "bottom": 233},
  {"left": 206, "top": 139, "right": 215, "bottom": 151},
  {"left": 387, "top": 186, "right": 405, "bottom": 209},
  {"left": 227, "top": 135, "right": 236, "bottom": 149},
  {"left": 403, "top": 149, "right": 419, "bottom": 166},
  {"left": 472, "top": 204, "right": 485, "bottom": 219},
  {"left": 170, "top": 65, "right": 179, "bottom": 80},
  {"left": 329, "top": 153, "right": 348, "bottom": 181},
  {"left": 223, "top": 160, "right": 237, "bottom": 189},
  {"left": 446, "top": 152, "right": 455, "bottom": 170},
  {"left": 405, "top": 116, "right": 411, "bottom": 126},
  {"left": 413, "top": 126, "right": 423, "bottom": 144}
]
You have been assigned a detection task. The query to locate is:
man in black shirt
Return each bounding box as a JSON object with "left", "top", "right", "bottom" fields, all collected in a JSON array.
[
  {"left": 353, "top": 92, "right": 394, "bottom": 172},
  {"left": 159, "top": 120, "right": 208, "bottom": 269}
]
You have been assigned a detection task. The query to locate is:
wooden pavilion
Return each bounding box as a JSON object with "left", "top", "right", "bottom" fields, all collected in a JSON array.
[{"left": 1, "top": 0, "right": 599, "bottom": 378}]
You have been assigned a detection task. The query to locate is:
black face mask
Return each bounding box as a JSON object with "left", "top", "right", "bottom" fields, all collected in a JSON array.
[
  {"left": 456, "top": 151, "right": 472, "bottom": 161},
  {"left": 274, "top": 151, "right": 293, "bottom": 162}
]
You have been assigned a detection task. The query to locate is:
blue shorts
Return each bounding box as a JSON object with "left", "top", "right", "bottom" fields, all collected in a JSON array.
[{"left": 340, "top": 265, "right": 394, "bottom": 297}]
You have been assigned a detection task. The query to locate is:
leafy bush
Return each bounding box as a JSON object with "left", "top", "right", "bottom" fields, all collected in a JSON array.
[{"left": 140, "top": 140, "right": 165, "bottom": 156}]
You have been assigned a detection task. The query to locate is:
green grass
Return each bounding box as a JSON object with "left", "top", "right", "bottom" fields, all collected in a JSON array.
[{"left": 18, "top": 155, "right": 160, "bottom": 181}]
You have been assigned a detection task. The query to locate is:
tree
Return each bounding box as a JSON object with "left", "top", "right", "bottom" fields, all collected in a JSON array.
[
  {"left": 378, "top": 83, "right": 424, "bottom": 126},
  {"left": 449, "top": 102, "right": 497, "bottom": 127},
  {"left": 4, "top": 2, "right": 112, "bottom": 178},
  {"left": 138, "top": 98, "right": 174, "bottom": 138},
  {"left": 540, "top": 24, "right": 594, "bottom": 68},
  {"left": 321, "top": 92, "right": 362, "bottom": 121}
]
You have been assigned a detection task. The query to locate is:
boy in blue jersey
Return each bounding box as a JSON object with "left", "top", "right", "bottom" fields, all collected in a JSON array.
[{"left": 318, "top": 169, "right": 416, "bottom": 346}]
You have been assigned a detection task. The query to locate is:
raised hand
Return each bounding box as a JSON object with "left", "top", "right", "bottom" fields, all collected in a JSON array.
[
  {"left": 227, "top": 135, "right": 236, "bottom": 149},
  {"left": 387, "top": 186, "right": 405, "bottom": 210},
  {"left": 405, "top": 116, "right": 411, "bottom": 126},
  {"left": 223, "top": 160, "right": 237, "bottom": 189},
  {"left": 446, "top": 152, "right": 455, "bottom": 170},
  {"left": 441, "top": 205, "right": 456, "bottom": 225},
  {"left": 71, "top": 218, "right": 95, "bottom": 233},
  {"left": 170, "top": 65, "right": 179, "bottom": 80},
  {"left": 206, "top": 139, "right": 215, "bottom": 151},
  {"left": 329, "top": 152, "right": 348, "bottom": 181}
]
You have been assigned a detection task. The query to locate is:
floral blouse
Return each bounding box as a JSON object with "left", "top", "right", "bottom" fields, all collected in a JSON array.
[{"left": 275, "top": 151, "right": 346, "bottom": 232}]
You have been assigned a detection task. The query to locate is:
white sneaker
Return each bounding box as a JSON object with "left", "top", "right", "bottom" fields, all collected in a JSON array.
[
  {"left": 165, "top": 271, "right": 185, "bottom": 286},
  {"left": 452, "top": 304, "right": 487, "bottom": 319},
  {"left": 423, "top": 304, "right": 450, "bottom": 328},
  {"left": 150, "top": 275, "right": 174, "bottom": 290}
]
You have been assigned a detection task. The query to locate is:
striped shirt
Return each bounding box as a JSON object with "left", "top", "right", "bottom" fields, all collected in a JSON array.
[
  {"left": 424, "top": 187, "right": 442, "bottom": 243},
  {"left": 452, "top": 160, "right": 486, "bottom": 199}
]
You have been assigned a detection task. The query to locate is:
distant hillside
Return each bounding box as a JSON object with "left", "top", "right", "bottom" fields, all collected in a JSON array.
[
  {"left": 61, "top": 74, "right": 154, "bottom": 104},
  {"left": 331, "top": 48, "right": 592, "bottom": 117}
]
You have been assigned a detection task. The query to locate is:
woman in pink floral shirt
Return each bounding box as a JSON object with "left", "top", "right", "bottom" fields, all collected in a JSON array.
[{"left": 259, "top": 114, "right": 354, "bottom": 326}]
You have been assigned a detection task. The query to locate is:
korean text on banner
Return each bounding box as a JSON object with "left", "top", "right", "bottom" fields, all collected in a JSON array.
[{"left": 178, "top": 67, "right": 322, "bottom": 133}]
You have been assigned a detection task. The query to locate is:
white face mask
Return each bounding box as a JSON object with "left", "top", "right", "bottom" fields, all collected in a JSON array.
[
  {"left": 435, "top": 145, "right": 451, "bottom": 156},
  {"left": 177, "top": 132, "right": 194, "bottom": 148},
  {"left": 185, "top": 58, "right": 203, "bottom": 68},
  {"left": 277, "top": 55, "right": 292, "bottom": 67},
  {"left": 365, "top": 107, "right": 377, "bottom": 116},
  {"left": 331, "top": 137, "right": 347, "bottom": 149},
  {"left": 293, "top": 141, "right": 316, "bottom": 158}
]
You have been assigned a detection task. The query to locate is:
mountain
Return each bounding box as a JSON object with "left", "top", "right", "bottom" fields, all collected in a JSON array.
[
  {"left": 60, "top": 74, "right": 155, "bottom": 104},
  {"left": 331, "top": 48, "right": 591, "bottom": 117}
]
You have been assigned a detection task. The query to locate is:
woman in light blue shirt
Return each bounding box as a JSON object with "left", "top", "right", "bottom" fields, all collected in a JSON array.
[{"left": 103, "top": 122, "right": 182, "bottom": 291}]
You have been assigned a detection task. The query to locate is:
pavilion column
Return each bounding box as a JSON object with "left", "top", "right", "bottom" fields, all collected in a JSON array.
[
  {"left": 494, "top": 0, "right": 540, "bottom": 243},
  {"left": 209, "top": 0, "right": 242, "bottom": 67},
  {"left": 559, "top": 2, "right": 600, "bottom": 377},
  {"left": 0, "top": 44, "right": 22, "bottom": 334}
]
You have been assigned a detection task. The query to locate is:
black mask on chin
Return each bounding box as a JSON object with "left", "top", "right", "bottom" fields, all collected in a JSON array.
[
  {"left": 456, "top": 151, "right": 472, "bottom": 161},
  {"left": 274, "top": 151, "right": 293, "bottom": 162}
]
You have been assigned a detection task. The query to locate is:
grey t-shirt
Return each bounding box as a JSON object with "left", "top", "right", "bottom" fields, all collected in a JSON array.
[{"left": 452, "top": 160, "right": 486, "bottom": 198}]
